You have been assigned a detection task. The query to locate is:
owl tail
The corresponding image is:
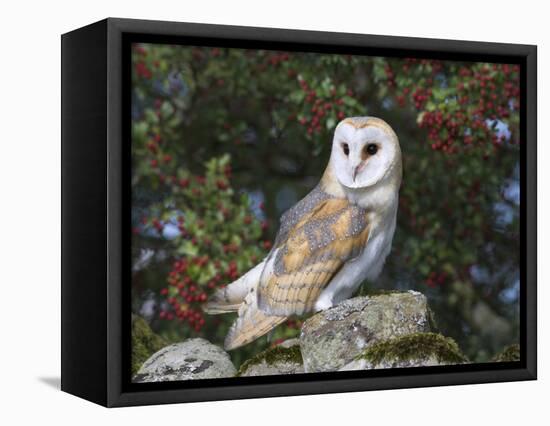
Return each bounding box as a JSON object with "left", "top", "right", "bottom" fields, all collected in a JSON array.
[
  {"left": 224, "top": 295, "right": 287, "bottom": 351},
  {"left": 203, "top": 260, "right": 266, "bottom": 315},
  {"left": 203, "top": 257, "right": 286, "bottom": 350}
]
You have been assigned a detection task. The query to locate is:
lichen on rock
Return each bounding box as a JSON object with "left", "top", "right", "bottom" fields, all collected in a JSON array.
[
  {"left": 133, "top": 338, "right": 236, "bottom": 382},
  {"left": 238, "top": 339, "right": 304, "bottom": 377},
  {"left": 341, "top": 332, "right": 467, "bottom": 370},
  {"left": 131, "top": 315, "right": 166, "bottom": 376},
  {"left": 300, "top": 291, "right": 432, "bottom": 372},
  {"left": 491, "top": 343, "right": 520, "bottom": 362}
]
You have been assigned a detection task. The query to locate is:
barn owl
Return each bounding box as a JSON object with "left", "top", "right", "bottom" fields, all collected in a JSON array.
[{"left": 204, "top": 116, "right": 402, "bottom": 350}]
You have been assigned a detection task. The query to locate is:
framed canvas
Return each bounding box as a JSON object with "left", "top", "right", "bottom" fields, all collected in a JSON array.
[{"left": 61, "top": 18, "right": 537, "bottom": 407}]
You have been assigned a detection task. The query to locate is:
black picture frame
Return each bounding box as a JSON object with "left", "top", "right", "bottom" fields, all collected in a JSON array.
[{"left": 61, "top": 17, "right": 537, "bottom": 407}]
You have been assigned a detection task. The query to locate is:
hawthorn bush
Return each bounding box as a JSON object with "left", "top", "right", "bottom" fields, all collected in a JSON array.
[{"left": 131, "top": 43, "right": 520, "bottom": 365}]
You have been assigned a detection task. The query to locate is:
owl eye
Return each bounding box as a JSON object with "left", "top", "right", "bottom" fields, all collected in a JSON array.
[
  {"left": 341, "top": 143, "right": 350, "bottom": 156},
  {"left": 365, "top": 143, "right": 378, "bottom": 156}
]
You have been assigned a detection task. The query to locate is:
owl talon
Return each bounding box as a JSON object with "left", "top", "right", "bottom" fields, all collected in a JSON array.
[{"left": 313, "top": 296, "right": 334, "bottom": 312}]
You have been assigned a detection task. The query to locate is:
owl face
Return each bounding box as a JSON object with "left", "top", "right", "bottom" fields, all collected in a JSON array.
[{"left": 330, "top": 117, "right": 401, "bottom": 189}]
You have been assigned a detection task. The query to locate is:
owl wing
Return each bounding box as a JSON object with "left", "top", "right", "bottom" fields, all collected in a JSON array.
[{"left": 257, "top": 196, "right": 371, "bottom": 316}]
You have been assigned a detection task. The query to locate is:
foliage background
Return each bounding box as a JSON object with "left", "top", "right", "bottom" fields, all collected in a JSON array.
[{"left": 130, "top": 42, "right": 520, "bottom": 368}]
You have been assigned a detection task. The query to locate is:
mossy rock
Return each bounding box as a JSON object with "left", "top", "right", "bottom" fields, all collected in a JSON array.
[
  {"left": 341, "top": 332, "right": 468, "bottom": 370},
  {"left": 362, "top": 288, "right": 404, "bottom": 296},
  {"left": 363, "top": 289, "right": 439, "bottom": 330},
  {"left": 134, "top": 338, "right": 237, "bottom": 382},
  {"left": 238, "top": 340, "right": 303, "bottom": 377},
  {"left": 491, "top": 344, "right": 520, "bottom": 362},
  {"left": 131, "top": 315, "right": 166, "bottom": 376},
  {"left": 301, "top": 291, "right": 432, "bottom": 372}
]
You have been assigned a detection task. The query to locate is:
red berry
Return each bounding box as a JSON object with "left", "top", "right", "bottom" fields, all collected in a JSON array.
[
  {"left": 216, "top": 179, "right": 228, "bottom": 190},
  {"left": 152, "top": 218, "right": 163, "bottom": 231},
  {"left": 146, "top": 142, "right": 157, "bottom": 154}
]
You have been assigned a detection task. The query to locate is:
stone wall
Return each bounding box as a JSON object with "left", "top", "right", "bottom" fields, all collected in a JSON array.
[{"left": 133, "top": 291, "right": 514, "bottom": 382}]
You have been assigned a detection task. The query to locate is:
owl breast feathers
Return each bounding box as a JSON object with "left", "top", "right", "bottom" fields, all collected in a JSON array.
[{"left": 204, "top": 116, "right": 401, "bottom": 350}]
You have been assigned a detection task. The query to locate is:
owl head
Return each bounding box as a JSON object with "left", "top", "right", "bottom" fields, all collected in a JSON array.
[{"left": 329, "top": 116, "right": 402, "bottom": 189}]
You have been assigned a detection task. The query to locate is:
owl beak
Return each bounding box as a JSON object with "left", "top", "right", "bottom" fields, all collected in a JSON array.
[{"left": 352, "top": 165, "right": 361, "bottom": 182}]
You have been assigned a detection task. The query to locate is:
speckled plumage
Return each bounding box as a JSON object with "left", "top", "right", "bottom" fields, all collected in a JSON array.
[
  {"left": 257, "top": 193, "right": 371, "bottom": 317},
  {"left": 204, "top": 116, "right": 402, "bottom": 350}
]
